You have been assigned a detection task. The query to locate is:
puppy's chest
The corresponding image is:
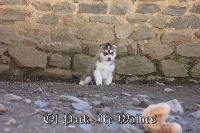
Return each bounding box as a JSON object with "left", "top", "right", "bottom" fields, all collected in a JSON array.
[{"left": 95, "top": 62, "right": 114, "bottom": 74}]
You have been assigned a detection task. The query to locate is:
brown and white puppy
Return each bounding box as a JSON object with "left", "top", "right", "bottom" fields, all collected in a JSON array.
[
  {"left": 79, "top": 43, "right": 116, "bottom": 85},
  {"left": 142, "top": 102, "right": 182, "bottom": 133}
]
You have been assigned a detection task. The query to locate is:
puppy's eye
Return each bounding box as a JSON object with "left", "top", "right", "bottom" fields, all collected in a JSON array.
[
  {"left": 104, "top": 52, "right": 108, "bottom": 56},
  {"left": 110, "top": 52, "right": 114, "bottom": 55}
]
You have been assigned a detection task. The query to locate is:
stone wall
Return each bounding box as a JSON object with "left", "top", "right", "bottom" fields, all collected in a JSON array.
[{"left": 0, "top": 0, "right": 200, "bottom": 81}]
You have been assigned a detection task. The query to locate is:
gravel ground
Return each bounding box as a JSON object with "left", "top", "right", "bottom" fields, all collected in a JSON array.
[{"left": 0, "top": 81, "right": 200, "bottom": 133}]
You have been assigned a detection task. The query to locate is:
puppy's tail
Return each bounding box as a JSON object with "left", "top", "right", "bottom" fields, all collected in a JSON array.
[
  {"left": 79, "top": 76, "right": 92, "bottom": 85},
  {"left": 79, "top": 79, "right": 85, "bottom": 85}
]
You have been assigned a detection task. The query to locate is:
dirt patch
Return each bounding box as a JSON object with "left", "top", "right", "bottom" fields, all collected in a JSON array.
[{"left": 0, "top": 81, "right": 199, "bottom": 133}]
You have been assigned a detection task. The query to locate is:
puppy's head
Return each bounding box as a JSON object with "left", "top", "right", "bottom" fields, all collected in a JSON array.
[{"left": 99, "top": 43, "right": 116, "bottom": 62}]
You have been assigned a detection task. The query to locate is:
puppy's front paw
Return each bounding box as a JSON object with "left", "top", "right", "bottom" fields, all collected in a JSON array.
[
  {"left": 96, "top": 83, "right": 102, "bottom": 85},
  {"left": 79, "top": 81, "right": 85, "bottom": 85}
]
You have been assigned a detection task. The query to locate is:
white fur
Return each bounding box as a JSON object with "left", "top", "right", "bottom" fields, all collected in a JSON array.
[
  {"left": 79, "top": 45, "right": 116, "bottom": 85},
  {"left": 94, "top": 51, "right": 116, "bottom": 85},
  {"left": 79, "top": 76, "right": 92, "bottom": 85},
  {"left": 94, "top": 61, "right": 115, "bottom": 85}
]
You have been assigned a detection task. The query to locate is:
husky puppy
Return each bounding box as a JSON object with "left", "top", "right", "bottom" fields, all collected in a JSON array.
[{"left": 79, "top": 43, "right": 116, "bottom": 85}]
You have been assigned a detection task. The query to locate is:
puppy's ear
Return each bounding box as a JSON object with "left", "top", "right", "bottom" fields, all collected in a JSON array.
[
  {"left": 100, "top": 44, "right": 104, "bottom": 49},
  {"left": 112, "top": 45, "right": 117, "bottom": 48}
]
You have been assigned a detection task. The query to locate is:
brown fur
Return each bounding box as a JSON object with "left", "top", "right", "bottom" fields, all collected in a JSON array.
[{"left": 142, "top": 102, "right": 182, "bottom": 133}]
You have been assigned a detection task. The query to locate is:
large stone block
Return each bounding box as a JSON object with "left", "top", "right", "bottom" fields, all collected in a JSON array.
[
  {"left": 115, "top": 23, "right": 134, "bottom": 40},
  {"left": 190, "top": 62, "right": 200, "bottom": 78},
  {"left": 38, "top": 42, "right": 82, "bottom": 53},
  {"left": 177, "top": 44, "right": 200, "bottom": 57},
  {"left": 32, "top": 1, "right": 51, "bottom": 11},
  {"left": 89, "top": 16, "right": 118, "bottom": 24},
  {"left": 149, "top": 16, "right": 167, "bottom": 29},
  {"left": 8, "top": 47, "right": 47, "bottom": 68},
  {"left": 50, "top": 27, "right": 77, "bottom": 42},
  {"left": 49, "top": 54, "right": 71, "bottom": 69},
  {"left": 132, "top": 26, "right": 157, "bottom": 41},
  {"left": 162, "top": 6, "right": 187, "bottom": 16},
  {"left": 141, "top": 0, "right": 164, "bottom": 1},
  {"left": 179, "top": 0, "right": 187, "bottom": 3},
  {"left": 110, "top": 0, "right": 129, "bottom": 15},
  {"left": 0, "top": 9, "right": 32, "bottom": 21},
  {"left": 0, "top": 28, "right": 17, "bottom": 44},
  {"left": 53, "top": 2, "right": 76, "bottom": 13},
  {"left": 115, "top": 56, "right": 156, "bottom": 75},
  {"left": 195, "top": 32, "right": 200, "bottom": 39},
  {"left": 142, "top": 44, "right": 173, "bottom": 60},
  {"left": 190, "top": 2, "right": 200, "bottom": 14},
  {"left": 77, "top": 25, "right": 114, "bottom": 43},
  {"left": 38, "top": 14, "right": 60, "bottom": 25},
  {"left": 0, "top": 55, "right": 10, "bottom": 64},
  {"left": 88, "top": 45, "right": 100, "bottom": 56},
  {"left": 168, "top": 15, "right": 200, "bottom": 29},
  {"left": 160, "top": 60, "right": 188, "bottom": 77},
  {"left": 126, "top": 15, "right": 149, "bottom": 23},
  {"left": 19, "top": 27, "right": 50, "bottom": 43},
  {"left": 0, "top": 0, "right": 27, "bottom": 5},
  {"left": 160, "top": 33, "right": 191, "bottom": 45},
  {"left": 79, "top": 3, "right": 107, "bottom": 14},
  {"left": 29, "top": 68, "right": 74, "bottom": 80},
  {"left": 62, "top": 14, "right": 88, "bottom": 27},
  {"left": 73, "top": 54, "right": 93, "bottom": 73},
  {"left": 0, "top": 64, "right": 9, "bottom": 73},
  {"left": 136, "top": 4, "right": 161, "bottom": 14},
  {"left": 0, "top": 45, "right": 8, "bottom": 55}
]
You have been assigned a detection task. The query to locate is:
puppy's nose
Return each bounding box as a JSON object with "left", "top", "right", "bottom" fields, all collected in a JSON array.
[{"left": 108, "top": 57, "right": 111, "bottom": 61}]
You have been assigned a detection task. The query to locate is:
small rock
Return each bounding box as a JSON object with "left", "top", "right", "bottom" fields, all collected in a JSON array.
[
  {"left": 32, "top": 108, "right": 53, "bottom": 115},
  {"left": 110, "top": 122, "right": 120, "bottom": 131},
  {"left": 156, "top": 82, "right": 165, "bottom": 86},
  {"left": 17, "top": 125, "right": 23, "bottom": 128},
  {"left": 5, "top": 119, "right": 17, "bottom": 126},
  {"left": 34, "top": 100, "right": 49, "bottom": 108},
  {"left": 81, "top": 110, "right": 94, "bottom": 118},
  {"left": 126, "top": 102, "right": 133, "bottom": 107},
  {"left": 132, "top": 98, "right": 140, "bottom": 106},
  {"left": 4, "top": 128, "right": 11, "bottom": 132},
  {"left": 59, "top": 95, "right": 83, "bottom": 103},
  {"left": 135, "top": 95, "right": 150, "bottom": 99},
  {"left": 68, "top": 125, "right": 76, "bottom": 128},
  {"left": 23, "top": 99, "right": 31, "bottom": 104},
  {"left": 80, "top": 124, "right": 91, "bottom": 132},
  {"left": 166, "top": 78, "right": 175, "bottom": 81},
  {"left": 0, "top": 103, "right": 7, "bottom": 114},
  {"left": 102, "top": 107, "right": 111, "bottom": 115},
  {"left": 138, "top": 99, "right": 151, "bottom": 108},
  {"left": 72, "top": 101, "right": 92, "bottom": 111},
  {"left": 167, "top": 99, "right": 184, "bottom": 114},
  {"left": 4, "top": 94, "right": 22, "bottom": 101},
  {"left": 102, "top": 96, "right": 116, "bottom": 101},
  {"left": 147, "top": 75, "right": 162, "bottom": 80},
  {"left": 92, "top": 101, "right": 101, "bottom": 106},
  {"left": 52, "top": 107, "right": 63, "bottom": 112},
  {"left": 119, "top": 124, "right": 144, "bottom": 133},
  {"left": 95, "top": 107, "right": 111, "bottom": 115},
  {"left": 191, "top": 110, "right": 200, "bottom": 119},
  {"left": 125, "top": 110, "right": 142, "bottom": 116},
  {"left": 127, "top": 76, "right": 139, "bottom": 83},
  {"left": 94, "top": 94, "right": 101, "bottom": 97},
  {"left": 122, "top": 92, "right": 131, "bottom": 97},
  {"left": 164, "top": 88, "right": 174, "bottom": 92}
]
